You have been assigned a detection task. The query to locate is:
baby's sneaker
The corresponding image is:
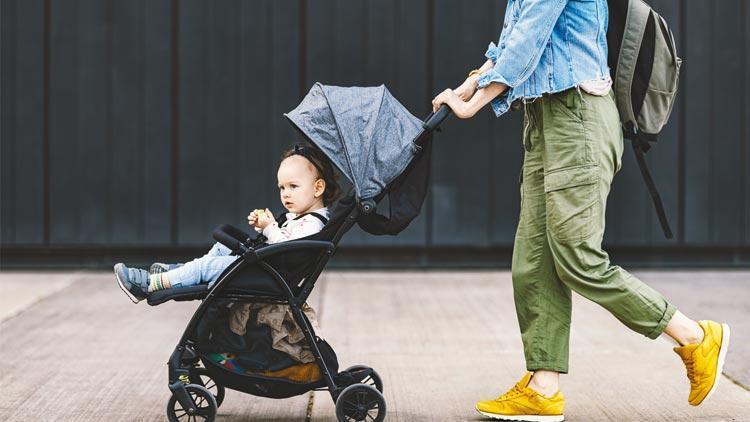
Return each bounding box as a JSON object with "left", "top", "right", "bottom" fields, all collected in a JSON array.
[{"left": 114, "top": 263, "right": 149, "bottom": 303}]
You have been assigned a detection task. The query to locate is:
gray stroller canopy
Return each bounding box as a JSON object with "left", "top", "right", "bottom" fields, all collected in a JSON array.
[{"left": 284, "top": 83, "right": 423, "bottom": 200}]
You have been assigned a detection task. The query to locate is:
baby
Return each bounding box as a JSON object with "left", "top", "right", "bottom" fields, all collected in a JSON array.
[{"left": 114, "top": 144, "right": 341, "bottom": 303}]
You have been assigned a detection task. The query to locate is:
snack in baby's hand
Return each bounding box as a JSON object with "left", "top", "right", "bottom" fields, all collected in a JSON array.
[{"left": 253, "top": 209, "right": 266, "bottom": 218}]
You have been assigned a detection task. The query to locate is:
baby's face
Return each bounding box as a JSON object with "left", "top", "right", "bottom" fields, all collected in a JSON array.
[{"left": 277, "top": 155, "right": 325, "bottom": 214}]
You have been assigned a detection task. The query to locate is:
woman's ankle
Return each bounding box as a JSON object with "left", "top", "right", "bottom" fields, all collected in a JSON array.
[
  {"left": 529, "top": 370, "right": 560, "bottom": 397},
  {"left": 665, "top": 311, "right": 704, "bottom": 346}
]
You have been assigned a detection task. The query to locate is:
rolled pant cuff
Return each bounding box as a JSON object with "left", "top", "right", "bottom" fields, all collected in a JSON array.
[
  {"left": 526, "top": 362, "right": 569, "bottom": 375},
  {"left": 645, "top": 302, "right": 677, "bottom": 340}
]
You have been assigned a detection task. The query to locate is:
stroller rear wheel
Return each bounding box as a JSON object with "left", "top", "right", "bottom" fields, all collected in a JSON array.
[
  {"left": 167, "top": 384, "right": 217, "bottom": 422},
  {"left": 335, "top": 383, "right": 386, "bottom": 422},
  {"left": 344, "top": 365, "right": 383, "bottom": 393},
  {"left": 190, "top": 367, "right": 225, "bottom": 407}
]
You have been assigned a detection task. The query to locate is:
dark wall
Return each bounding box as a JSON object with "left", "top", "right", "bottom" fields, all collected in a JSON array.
[{"left": 2, "top": 0, "right": 749, "bottom": 263}]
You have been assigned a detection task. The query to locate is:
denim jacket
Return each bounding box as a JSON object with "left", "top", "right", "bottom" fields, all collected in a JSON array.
[{"left": 477, "top": 0, "right": 610, "bottom": 117}]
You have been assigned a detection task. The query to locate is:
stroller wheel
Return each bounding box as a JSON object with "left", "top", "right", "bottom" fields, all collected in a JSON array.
[
  {"left": 344, "top": 365, "right": 383, "bottom": 393},
  {"left": 335, "top": 383, "right": 386, "bottom": 422},
  {"left": 191, "top": 367, "right": 225, "bottom": 407},
  {"left": 167, "top": 384, "right": 217, "bottom": 422}
]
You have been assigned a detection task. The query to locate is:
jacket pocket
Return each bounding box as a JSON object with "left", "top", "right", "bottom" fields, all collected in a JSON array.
[{"left": 544, "top": 165, "right": 600, "bottom": 242}]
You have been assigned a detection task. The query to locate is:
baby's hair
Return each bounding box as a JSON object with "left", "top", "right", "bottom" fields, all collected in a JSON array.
[{"left": 281, "top": 144, "right": 341, "bottom": 206}]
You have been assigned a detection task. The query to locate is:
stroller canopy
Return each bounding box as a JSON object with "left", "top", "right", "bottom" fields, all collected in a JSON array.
[{"left": 284, "top": 83, "right": 423, "bottom": 200}]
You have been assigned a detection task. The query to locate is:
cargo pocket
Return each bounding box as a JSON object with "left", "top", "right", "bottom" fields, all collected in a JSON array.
[
  {"left": 544, "top": 165, "right": 599, "bottom": 242},
  {"left": 550, "top": 89, "right": 583, "bottom": 123}
]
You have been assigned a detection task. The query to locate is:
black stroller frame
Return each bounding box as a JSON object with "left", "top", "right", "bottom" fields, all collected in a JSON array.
[
  {"left": 163, "top": 204, "right": 359, "bottom": 413},
  {"left": 151, "top": 99, "right": 451, "bottom": 421}
]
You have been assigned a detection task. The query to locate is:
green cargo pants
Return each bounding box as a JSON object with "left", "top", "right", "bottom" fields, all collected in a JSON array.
[{"left": 511, "top": 87, "right": 676, "bottom": 374}]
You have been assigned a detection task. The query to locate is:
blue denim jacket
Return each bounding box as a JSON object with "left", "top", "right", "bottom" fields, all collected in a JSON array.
[{"left": 477, "top": 0, "right": 610, "bottom": 117}]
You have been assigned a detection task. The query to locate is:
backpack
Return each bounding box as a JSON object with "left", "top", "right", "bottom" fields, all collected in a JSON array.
[{"left": 607, "top": 0, "right": 682, "bottom": 239}]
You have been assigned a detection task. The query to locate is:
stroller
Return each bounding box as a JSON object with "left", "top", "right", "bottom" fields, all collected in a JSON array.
[{"left": 148, "top": 83, "right": 450, "bottom": 422}]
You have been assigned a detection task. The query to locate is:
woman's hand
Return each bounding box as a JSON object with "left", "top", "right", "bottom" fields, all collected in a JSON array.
[
  {"left": 454, "top": 75, "right": 479, "bottom": 101},
  {"left": 432, "top": 89, "right": 476, "bottom": 119}
]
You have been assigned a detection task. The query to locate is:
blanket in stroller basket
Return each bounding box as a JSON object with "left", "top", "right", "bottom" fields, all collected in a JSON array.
[{"left": 197, "top": 300, "right": 324, "bottom": 383}]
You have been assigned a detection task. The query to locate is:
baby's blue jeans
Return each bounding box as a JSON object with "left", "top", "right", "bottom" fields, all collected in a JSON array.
[{"left": 166, "top": 242, "right": 237, "bottom": 288}]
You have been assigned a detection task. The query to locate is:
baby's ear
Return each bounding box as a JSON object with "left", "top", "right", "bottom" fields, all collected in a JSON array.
[{"left": 314, "top": 179, "right": 326, "bottom": 197}]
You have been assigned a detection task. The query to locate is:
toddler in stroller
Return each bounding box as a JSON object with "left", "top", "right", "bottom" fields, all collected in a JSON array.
[
  {"left": 115, "top": 83, "right": 448, "bottom": 422},
  {"left": 114, "top": 144, "right": 340, "bottom": 303}
]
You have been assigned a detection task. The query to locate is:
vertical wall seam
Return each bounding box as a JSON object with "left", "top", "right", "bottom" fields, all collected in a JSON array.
[
  {"left": 5, "top": 0, "right": 17, "bottom": 242},
  {"left": 362, "top": 2, "right": 368, "bottom": 81},
  {"left": 43, "top": 0, "right": 51, "bottom": 245},
  {"left": 742, "top": 0, "right": 748, "bottom": 244},
  {"left": 170, "top": 0, "right": 179, "bottom": 244},
  {"left": 426, "top": 0, "right": 434, "bottom": 248},
  {"left": 105, "top": 0, "right": 113, "bottom": 243},
  {"left": 299, "top": 0, "right": 307, "bottom": 99},
  {"left": 708, "top": 5, "right": 714, "bottom": 242},
  {"left": 677, "top": 0, "right": 686, "bottom": 244}
]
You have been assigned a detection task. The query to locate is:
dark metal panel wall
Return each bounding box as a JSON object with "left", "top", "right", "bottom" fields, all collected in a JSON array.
[
  {"left": 304, "top": 0, "right": 432, "bottom": 247},
  {"left": 2, "top": 0, "right": 749, "bottom": 255},
  {"left": 1, "top": 0, "right": 46, "bottom": 245},
  {"left": 684, "top": 0, "right": 748, "bottom": 245},
  {"left": 42, "top": 0, "right": 173, "bottom": 245}
]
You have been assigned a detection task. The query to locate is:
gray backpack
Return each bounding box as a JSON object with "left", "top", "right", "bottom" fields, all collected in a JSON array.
[{"left": 608, "top": 0, "right": 682, "bottom": 238}]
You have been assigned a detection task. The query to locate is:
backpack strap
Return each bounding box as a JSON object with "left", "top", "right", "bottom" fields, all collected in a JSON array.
[{"left": 630, "top": 132, "right": 673, "bottom": 239}]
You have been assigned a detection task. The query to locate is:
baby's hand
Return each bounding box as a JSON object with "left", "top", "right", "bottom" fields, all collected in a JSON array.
[
  {"left": 247, "top": 208, "right": 264, "bottom": 228},
  {"left": 256, "top": 208, "right": 275, "bottom": 230}
]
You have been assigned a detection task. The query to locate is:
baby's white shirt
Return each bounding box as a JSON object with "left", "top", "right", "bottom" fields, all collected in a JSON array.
[{"left": 256, "top": 207, "right": 329, "bottom": 244}]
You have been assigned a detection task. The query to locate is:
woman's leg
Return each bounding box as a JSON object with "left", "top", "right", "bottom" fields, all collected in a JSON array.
[
  {"left": 541, "top": 89, "right": 677, "bottom": 340},
  {"left": 539, "top": 88, "right": 727, "bottom": 405},
  {"left": 512, "top": 103, "right": 573, "bottom": 377},
  {"left": 475, "top": 104, "right": 569, "bottom": 420}
]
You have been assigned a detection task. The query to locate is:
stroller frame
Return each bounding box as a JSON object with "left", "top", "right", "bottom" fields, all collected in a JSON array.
[
  {"left": 164, "top": 202, "right": 360, "bottom": 417},
  {"left": 157, "top": 104, "right": 451, "bottom": 420}
]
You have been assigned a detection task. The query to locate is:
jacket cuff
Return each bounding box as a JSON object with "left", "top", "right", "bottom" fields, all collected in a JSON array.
[
  {"left": 485, "top": 42, "right": 499, "bottom": 64},
  {"left": 477, "top": 67, "right": 512, "bottom": 90}
]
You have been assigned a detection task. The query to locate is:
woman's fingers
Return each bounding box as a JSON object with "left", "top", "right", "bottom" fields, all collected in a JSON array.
[{"left": 432, "top": 89, "right": 453, "bottom": 112}]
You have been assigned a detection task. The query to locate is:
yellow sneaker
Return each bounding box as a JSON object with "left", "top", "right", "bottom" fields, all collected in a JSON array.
[
  {"left": 475, "top": 372, "right": 564, "bottom": 421},
  {"left": 673, "top": 320, "right": 731, "bottom": 406}
]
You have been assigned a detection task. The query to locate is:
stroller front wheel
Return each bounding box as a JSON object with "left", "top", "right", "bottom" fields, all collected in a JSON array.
[
  {"left": 167, "top": 384, "right": 217, "bottom": 422},
  {"left": 190, "top": 367, "right": 225, "bottom": 407},
  {"left": 335, "top": 383, "right": 386, "bottom": 422}
]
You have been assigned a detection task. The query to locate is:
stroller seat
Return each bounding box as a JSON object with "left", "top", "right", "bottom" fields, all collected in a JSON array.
[{"left": 146, "top": 196, "right": 356, "bottom": 307}]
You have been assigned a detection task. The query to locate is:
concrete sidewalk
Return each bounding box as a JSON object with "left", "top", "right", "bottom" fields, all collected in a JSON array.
[{"left": 0, "top": 270, "right": 748, "bottom": 421}]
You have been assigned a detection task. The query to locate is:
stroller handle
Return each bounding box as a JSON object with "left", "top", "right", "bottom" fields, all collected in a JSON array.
[{"left": 423, "top": 104, "right": 452, "bottom": 132}]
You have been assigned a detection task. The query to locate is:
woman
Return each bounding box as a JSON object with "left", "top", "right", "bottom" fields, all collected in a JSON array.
[{"left": 431, "top": 1, "right": 729, "bottom": 420}]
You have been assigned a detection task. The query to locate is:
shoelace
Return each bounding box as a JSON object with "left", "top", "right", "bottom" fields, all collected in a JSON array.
[
  {"left": 684, "top": 357, "right": 697, "bottom": 384},
  {"left": 496, "top": 383, "right": 528, "bottom": 401}
]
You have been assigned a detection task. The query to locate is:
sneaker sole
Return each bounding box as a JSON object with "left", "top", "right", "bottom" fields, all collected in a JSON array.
[
  {"left": 476, "top": 408, "right": 564, "bottom": 422},
  {"left": 114, "top": 265, "right": 141, "bottom": 304},
  {"left": 699, "top": 323, "right": 731, "bottom": 405}
]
